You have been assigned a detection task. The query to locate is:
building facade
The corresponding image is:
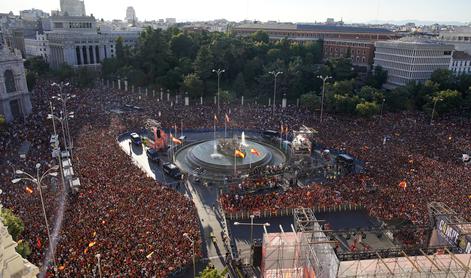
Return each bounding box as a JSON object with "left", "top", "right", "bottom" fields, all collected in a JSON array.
[
  {"left": 440, "top": 27, "right": 471, "bottom": 55},
  {"left": 232, "top": 23, "right": 400, "bottom": 67},
  {"left": 449, "top": 51, "right": 471, "bottom": 75},
  {"left": 24, "top": 32, "right": 48, "bottom": 60},
  {"left": 125, "top": 7, "right": 137, "bottom": 24},
  {"left": 45, "top": 16, "right": 140, "bottom": 69},
  {"left": 374, "top": 38, "right": 454, "bottom": 88},
  {"left": 0, "top": 46, "right": 32, "bottom": 122},
  {"left": 60, "top": 0, "right": 86, "bottom": 17}
]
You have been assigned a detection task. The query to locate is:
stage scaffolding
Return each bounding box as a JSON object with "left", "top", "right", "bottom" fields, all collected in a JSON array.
[{"left": 260, "top": 207, "right": 471, "bottom": 278}]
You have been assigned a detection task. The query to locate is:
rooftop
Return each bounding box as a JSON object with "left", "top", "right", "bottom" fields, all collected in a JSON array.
[{"left": 235, "top": 23, "right": 393, "bottom": 34}]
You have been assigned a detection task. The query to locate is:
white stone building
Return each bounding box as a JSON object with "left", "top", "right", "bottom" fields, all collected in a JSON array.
[
  {"left": 0, "top": 45, "right": 32, "bottom": 122},
  {"left": 125, "top": 7, "right": 137, "bottom": 25},
  {"left": 439, "top": 27, "right": 471, "bottom": 55},
  {"left": 24, "top": 32, "right": 48, "bottom": 61},
  {"left": 449, "top": 51, "right": 471, "bottom": 75},
  {"left": 0, "top": 220, "right": 38, "bottom": 277},
  {"left": 45, "top": 16, "right": 140, "bottom": 69},
  {"left": 374, "top": 38, "right": 454, "bottom": 88}
]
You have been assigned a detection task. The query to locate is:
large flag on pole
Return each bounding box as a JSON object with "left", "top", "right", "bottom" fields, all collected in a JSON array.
[
  {"left": 225, "top": 113, "right": 230, "bottom": 123},
  {"left": 234, "top": 149, "right": 245, "bottom": 159},
  {"left": 170, "top": 134, "right": 182, "bottom": 145},
  {"left": 214, "top": 114, "right": 218, "bottom": 123},
  {"left": 250, "top": 148, "right": 261, "bottom": 157}
]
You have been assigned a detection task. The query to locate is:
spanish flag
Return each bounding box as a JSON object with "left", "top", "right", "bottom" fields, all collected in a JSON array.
[
  {"left": 225, "top": 113, "right": 230, "bottom": 123},
  {"left": 250, "top": 148, "right": 261, "bottom": 157},
  {"left": 234, "top": 150, "right": 245, "bottom": 159},
  {"left": 170, "top": 134, "right": 182, "bottom": 145},
  {"left": 399, "top": 181, "right": 407, "bottom": 190},
  {"left": 58, "top": 265, "right": 66, "bottom": 271},
  {"left": 88, "top": 241, "right": 97, "bottom": 248},
  {"left": 25, "top": 186, "right": 33, "bottom": 194},
  {"left": 146, "top": 251, "right": 154, "bottom": 259}
]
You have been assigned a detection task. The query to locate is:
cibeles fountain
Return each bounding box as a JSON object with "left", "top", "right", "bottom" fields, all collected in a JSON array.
[{"left": 174, "top": 132, "right": 287, "bottom": 181}]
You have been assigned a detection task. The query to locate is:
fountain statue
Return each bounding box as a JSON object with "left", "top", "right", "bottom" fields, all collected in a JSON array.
[{"left": 240, "top": 132, "right": 248, "bottom": 147}]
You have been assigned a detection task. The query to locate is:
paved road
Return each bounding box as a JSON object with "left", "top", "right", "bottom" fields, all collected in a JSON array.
[{"left": 118, "top": 136, "right": 229, "bottom": 272}]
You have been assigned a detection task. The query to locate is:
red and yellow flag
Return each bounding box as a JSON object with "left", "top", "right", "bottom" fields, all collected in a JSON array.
[
  {"left": 25, "top": 186, "right": 33, "bottom": 194},
  {"left": 225, "top": 113, "right": 230, "bottom": 123},
  {"left": 88, "top": 241, "right": 97, "bottom": 248},
  {"left": 234, "top": 150, "right": 245, "bottom": 159},
  {"left": 399, "top": 181, "right": 407, "bottom": 190},
  {"left": 170, "top": 134, "right": 182, "bottom": 145},
  {"left": 250, "top": 148, "right": 261, "bottom": 157}
]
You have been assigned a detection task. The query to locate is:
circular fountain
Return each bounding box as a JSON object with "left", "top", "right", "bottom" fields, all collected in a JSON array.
[{"left": 174, "top": 132, "right": 287, "bottom": 181}]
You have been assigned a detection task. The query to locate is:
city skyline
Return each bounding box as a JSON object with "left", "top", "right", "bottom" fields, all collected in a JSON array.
[{"left": 1, "top": 0, "right": 470, "bottom": 24}]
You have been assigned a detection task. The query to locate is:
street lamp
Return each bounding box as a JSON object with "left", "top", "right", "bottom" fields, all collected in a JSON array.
[
  {"left": 212, "top": 69, "right": 225, "bottom": 115},
  {"left": 11, "top": 163, "right": 59, "bottom": 271},
  {"left": 430, "top": 96, "right": 443, "bottom": 125},
  {"left": 183, "top": 233, "right": 196, "bottom": 278},
  {"left": 95, "top": 254, "right": 102, "bottom": 278},
  {"left": 269, "top": 71, "right": 283, "bottom": 115},
  {"left": 234, "top": 215, "right": 270, "bottom": 244},
  {"left": 380, "top": 98, "right": 386, "bottom": 119},
  {"left": 47, "top": 111, "right": 74, "bottom": 154},
  {"left": 317, "top": 75, "right": 332, "bottom": 123},
  {"left": 51, "top": 82, "right": 75, "bottom": 155}
]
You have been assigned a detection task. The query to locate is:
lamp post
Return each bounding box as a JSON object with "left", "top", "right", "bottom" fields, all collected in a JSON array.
[
  {"left": 212, "top": 69, "right": 225, "bottom": 115},
  {"left": 95, "top": 254, "right": 102, "bottom": 278},
  {"left": 317, "top": 75, "right": 332, "bottom": 123},
  {"left": 12, "top": 163, "right": 59, "bottom": 271},
  {"left": 380, "top": 98, "right": 386, "bottom": 119},
  {"left": 183, "top": 233, "right": 196, "bottom": 278},
  {"left": 234, "top": 216, "right": 270, "bottom": 244},
  {"left": 51, "top": 82, "right": 75, "bottom": 156},
  {"left": 430, "top": 96, "right": 443, "bottom": 125},
  {"left": 269, "top": 71, "right": 283, "bottom": 115},
  {"left": 47, "top": 112, "right": 74, "bottom": 154}
]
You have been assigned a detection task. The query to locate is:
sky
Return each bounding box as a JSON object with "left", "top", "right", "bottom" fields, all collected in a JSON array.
[{"left": 1, "top": 0, "right": 470, "bottom": 24}]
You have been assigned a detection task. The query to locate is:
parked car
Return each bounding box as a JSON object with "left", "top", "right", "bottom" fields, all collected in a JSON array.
[
  {"left": 162, "top": 162, "right": 182, "bottom": 179},
  {"left": 130, "top": 132, "right": 142, "bottom": 145},
  {"left": 146, "top": 148, "right": 160, "bottom": 163}
]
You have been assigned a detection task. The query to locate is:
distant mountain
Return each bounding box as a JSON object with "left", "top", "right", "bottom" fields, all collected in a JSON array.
[{"left": 365, "top": 19, "right": 468, "bottom": 26}]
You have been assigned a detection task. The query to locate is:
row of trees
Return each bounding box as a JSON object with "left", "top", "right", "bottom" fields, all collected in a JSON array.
[
  {"left": 102, "top": 28, "right": 342, "bottom": 100},
  {"left": 300, "top": 68, "right": 471, "bottom": 118}
]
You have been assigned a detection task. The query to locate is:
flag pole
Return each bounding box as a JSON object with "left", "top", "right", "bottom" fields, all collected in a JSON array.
[
  {"left": 225, "top": 119, "right": 227, "bottom": 139},
  {"left": 234, "top": 151, "right": 236, "bottom": 176},
  {"left": 181, "top": 120, "right": 183, "bottom": 138}
]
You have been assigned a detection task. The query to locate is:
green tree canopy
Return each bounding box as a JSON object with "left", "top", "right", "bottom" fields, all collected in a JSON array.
[{"left": 0, "top": 209, "right": 24, "bottom": 241}]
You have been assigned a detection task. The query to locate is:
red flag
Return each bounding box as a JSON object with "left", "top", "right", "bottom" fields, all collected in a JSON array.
[
  {"left": 250, "top": 148, "right": 261, "bottom": 157},
  {"left": 25, "top": 186, "right": 33, "bottom": 194},
  {"left": 399, "top": 181, "right": 407, "bottom": 190},
  {"left": 36, "top": 237, "right": 42, "bottom": 249},
  {"left": 170, "top": 134, "right": 182, "bottom": 145}
]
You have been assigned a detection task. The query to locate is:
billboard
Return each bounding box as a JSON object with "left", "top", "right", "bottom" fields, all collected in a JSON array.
[{"left": 437, "top": 217, "right": 471, "bottom": 254}]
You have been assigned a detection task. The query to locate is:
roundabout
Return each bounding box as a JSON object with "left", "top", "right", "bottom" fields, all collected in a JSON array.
[{"left": 174, "top": 134, "right": 287, "bottom": 181}]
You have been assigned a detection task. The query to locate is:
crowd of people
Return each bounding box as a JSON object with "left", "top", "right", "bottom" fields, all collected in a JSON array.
[{"left": 1, "top": 78, "right": 470, "bottom": 275}]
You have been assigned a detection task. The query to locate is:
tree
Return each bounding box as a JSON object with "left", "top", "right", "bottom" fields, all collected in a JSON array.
[
  {"left": 26, "top": 72, "right": 37, "bottom": 91},
  {"left": 170, "top": 33, "right": 195, "bottom": 58},
  {"left": 0, "top": 209, "right": 24, "bottom": 241},
  {"left": 219, "top": 90, "right": 233, "bottom": 104},
  {"left": 182, "top": 73, "right": 204, "bottom": 98},
  {"left": 366, "top": 66, "right": 388, "bottom": 89},
  {"left": 430, "top": 69, "right": 457, "bottom": 90},
  {"left": 0, "top": 114, "right": 5, "bottom": 126},
  {"left": 16, "top": 240, "right": 32, "bottom": 259},
  {"left": 251, "top": 30, "right": 269, "bottom": 43},
  {"left": 24, "top": 56, "right": 49, "bottom": 76},
  {"left": 385, "top": 86, "right": 412, "bottom": 112},
  {"left": 76, "top": 68, "right": 97, "bottom": 88},
  {"left": 326, "top": 58, "right": 356, "bottom": 81},
  {"left": 423, "top": 90, "right": 462, "bottom": 115},
  {"left": 116, "top": 36, "right": 125, "bottom": 61},
  {"left": 55, "top": 64, "right": 74, "bottom": 82},
  {"left": 198, "top": 266, "right": 228, "bottom": 278},
  {"left": 358, "top": 86, "right": 384, "bottom": 103},
  {"left": 194, "top": 46, "right": 215, "bottom": 82},
  {"left": 356, "top": 101, "right": 380, "bottom": 117},
  {"left": 232, "top": 73, "right": 247, "bottom": 97},
  {"left": 300, "top": 93, "right": 320, "bottom": 111}
]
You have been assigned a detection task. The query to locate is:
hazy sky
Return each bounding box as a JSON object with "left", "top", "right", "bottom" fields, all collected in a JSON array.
[{"left": 1, "top": 0, "right": 470, "bottom": 24}]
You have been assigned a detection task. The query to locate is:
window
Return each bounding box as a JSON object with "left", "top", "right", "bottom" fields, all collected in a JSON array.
[{"left": 4, "top": 70, "right": 16, "bottom": 93}]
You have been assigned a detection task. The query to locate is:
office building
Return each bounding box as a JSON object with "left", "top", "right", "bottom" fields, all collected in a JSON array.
[
  {"left": 450, "top": 51, "right": 471, "bottom": 75},
  {"left": 374, "top": 38, "right": 454, "bottom": 88},
  {"left": 0, "top": 45, "right": 32, "bottom": 122},
  {"left": 60, "top": 0, "right": 86, "bottom": 16},
  {"left": 24, "top": 32, "right": 48, "bottom": 60},
  {"left": 232, "top": 23, "right": 400, "bottom": 66},
  {"left": 125, "top": 7, "right": 137, "bottom": 25},
  {"left": 439, "top": 27, "right": 471, "bottom": 55}
]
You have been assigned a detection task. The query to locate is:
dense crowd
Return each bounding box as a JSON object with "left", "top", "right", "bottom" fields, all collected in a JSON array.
[{"left": 1, "top": 79, "right": 470, "bottom": 275}]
